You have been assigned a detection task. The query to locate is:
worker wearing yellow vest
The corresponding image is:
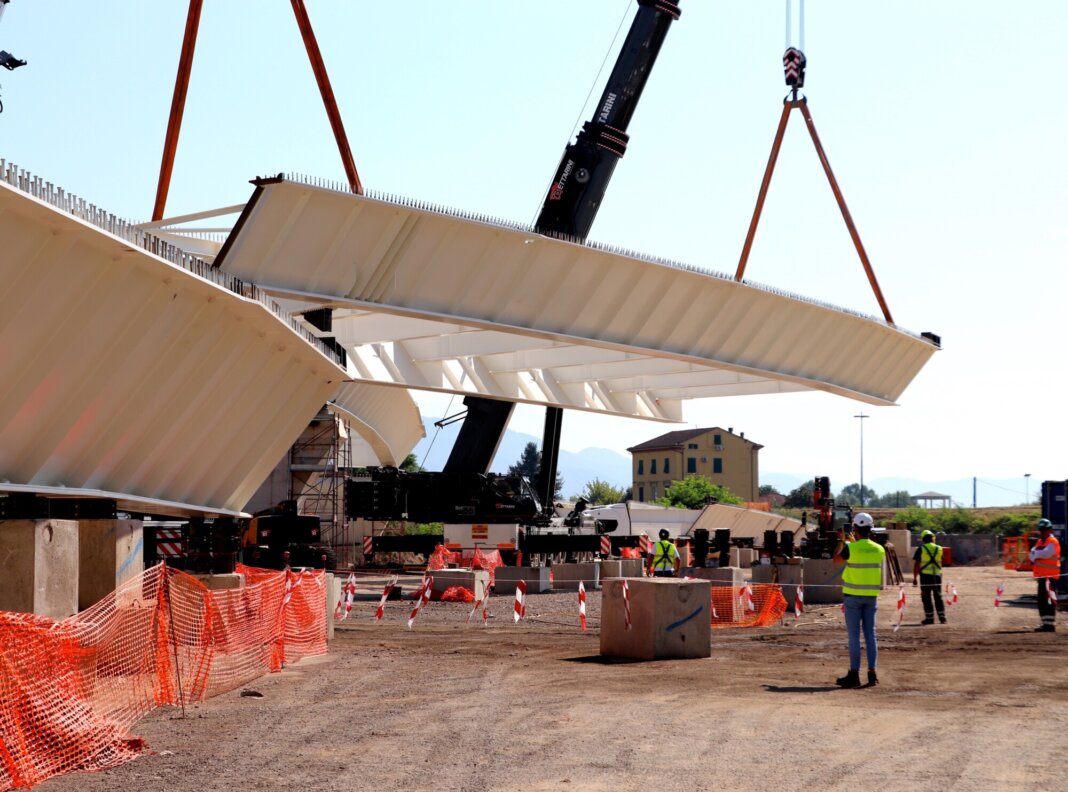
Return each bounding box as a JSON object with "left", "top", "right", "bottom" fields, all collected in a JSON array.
[
  {"left": 833, "top": 512, "right": 886, "bottom": 688},
  {"left": 647, "top": 529, "right": 681, "bottom": 578},
  {"left": 1029, "top": 518, "right": 1060, "bottom": 632},
  {"left": 912, "top": 530, "right": 946, "bottom": 625}
]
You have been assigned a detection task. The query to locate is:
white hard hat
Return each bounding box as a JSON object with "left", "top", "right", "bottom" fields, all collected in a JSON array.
[{"left": 852, "top": 512, "right": 874, "bottom": 529}]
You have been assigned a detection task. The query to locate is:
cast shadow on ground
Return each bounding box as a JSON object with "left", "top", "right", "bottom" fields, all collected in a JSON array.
[
  {"left": 762, "top": 684, "right": 842, "bottom": 693},
  {"left": 565, "top": 655, "right": 649, "bottom": 665}
]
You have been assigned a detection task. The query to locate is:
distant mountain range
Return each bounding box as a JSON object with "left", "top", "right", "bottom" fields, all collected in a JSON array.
[{"left": 411, "top": 419, "right": 1037, "bottom": 508}]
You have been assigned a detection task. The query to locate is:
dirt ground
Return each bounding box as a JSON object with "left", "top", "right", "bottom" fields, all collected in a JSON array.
[{"left": 38, "top": 564, "right": 1068, "bottom": 792}]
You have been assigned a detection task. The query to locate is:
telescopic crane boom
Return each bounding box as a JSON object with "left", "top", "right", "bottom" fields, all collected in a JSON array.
[{"left": 444, "top": 0, "right": 682, "bottom": 512}]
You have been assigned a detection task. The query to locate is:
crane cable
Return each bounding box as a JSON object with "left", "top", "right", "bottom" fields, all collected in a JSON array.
[{"left": 785, "top": 0, "right": 805, "bottom": 53}]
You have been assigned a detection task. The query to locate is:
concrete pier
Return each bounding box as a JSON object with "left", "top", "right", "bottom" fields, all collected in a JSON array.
[
  {"left": 430, "top": 569, "right": 489, "bottom": 601},
  {"left": 0, "top": 519, "right": 79, "bottom": 618},
  {"left": 78, "top": 519, "right": 143, "bottom": 611},
  {"left": 600, "top": 577, "right": 712, "bottom": 661}
]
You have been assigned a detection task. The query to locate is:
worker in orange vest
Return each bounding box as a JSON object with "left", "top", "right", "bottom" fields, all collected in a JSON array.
[{"left": 1029, "top": 518, "right": 1061, "bottom": 632}]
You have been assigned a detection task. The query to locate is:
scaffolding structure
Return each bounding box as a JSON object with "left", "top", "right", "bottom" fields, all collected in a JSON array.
[{"left": 289, "top": 408, "right": 352, "bottom": 567}]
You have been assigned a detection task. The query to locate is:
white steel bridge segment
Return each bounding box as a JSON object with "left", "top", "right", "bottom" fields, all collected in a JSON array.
[{"left": 213, "top": 177, "right": 938, "bottom": 419}]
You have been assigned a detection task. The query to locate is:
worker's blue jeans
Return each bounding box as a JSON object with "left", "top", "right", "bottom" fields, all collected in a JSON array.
[{"left": 843, "top": 594, "right": 879, "bottom": 672}]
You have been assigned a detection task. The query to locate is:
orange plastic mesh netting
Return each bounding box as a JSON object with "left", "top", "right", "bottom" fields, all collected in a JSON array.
[
  {"left": 711, "top": 584, "right": 788, "bottom": 628},
  {"left": 0, "top": 563, "right": 326, "bottom": 791},
  {"left": 441, "top": 586, "right": 475, "bottom": 603}
]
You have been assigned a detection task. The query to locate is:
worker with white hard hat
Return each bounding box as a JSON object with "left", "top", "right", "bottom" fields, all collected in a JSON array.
[
  {"left": 912, "top": 529, "right": 946, "bottom": 625},
  {"left": 833, "top": 512, "right": 885, "bottom": 688}
]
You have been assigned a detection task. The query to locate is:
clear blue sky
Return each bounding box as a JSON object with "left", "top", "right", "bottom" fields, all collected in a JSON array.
[{"left": 3, "top": 1, "right": 1065, "bottom": 496}]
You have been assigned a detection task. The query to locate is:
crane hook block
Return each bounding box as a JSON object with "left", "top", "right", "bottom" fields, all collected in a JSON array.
[
  {"left": 783, "top": 47, "right": 806, "bottom": 89},
  {"left": 0, "top": 51, "right": 26, "bottom": 70}
]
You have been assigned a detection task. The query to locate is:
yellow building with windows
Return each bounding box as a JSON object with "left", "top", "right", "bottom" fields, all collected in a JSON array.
[{"left": 627, "top": 427, "right": 762, "bottom": 503}]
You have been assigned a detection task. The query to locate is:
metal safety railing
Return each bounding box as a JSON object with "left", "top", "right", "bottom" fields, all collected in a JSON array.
[{"left": 0, "top": 159, "right": 345, "bottom": 368}]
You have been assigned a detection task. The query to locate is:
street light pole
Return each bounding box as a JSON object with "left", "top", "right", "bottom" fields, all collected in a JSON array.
[
  {"left": 1025, "top": 473, "right": 1031, "bottom": 506},
  {"left": 854, "top": 413, "right": 869, "bottom": 507}
]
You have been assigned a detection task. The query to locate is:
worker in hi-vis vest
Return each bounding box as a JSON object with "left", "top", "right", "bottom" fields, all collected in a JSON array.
[
  {"left": 833, "top": 512, "right": 886, "bottom": 688},
  {"left": 647, "top": 529, "right": 681, "bottom": 578},
  {"left": 912, "top": 529, "right": 946, "bottom": 625},
  {"left": 1029, "top": 518, "right": 1061, "bottom": 632}
]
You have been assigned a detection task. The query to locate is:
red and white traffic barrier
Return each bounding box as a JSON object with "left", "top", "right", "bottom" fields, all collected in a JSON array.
[
  {"left": 514, "top": 579, "right": 527, "bottom": 623},
  {"left": 600, "top": 535, "right": 611, "bottom": 557},
  {"left": 363, "top": 536, "right": 373, "bottom": 558},
  {"left": 334, "top": 573, "right": 357, "bottom": 621},
  {"left": 407, "top": 575, "right": 433, "bottom": 629},
  {"left": 578, "top": 581, "right": 587, "bottom": 631},
  {"left": 638, "top": 534, "right": 650, "bottom": 556},
  {"left": 468, "top": 585, "right": 491, "bottom": 625},
  {"left": 994, "top": 581, "right": 1005, "bottom": 607},
  {"left": 794, "top": 584, "right": 804, "bottom": 618},
  {"left": 375, "top": 576, "right": 397, "bottom": 621},
  {"left": 948, "top": 584, "right": 959, "bottom": 606},
  {"left": 742, "top": 583, "right": 755, "bottom": 613},
  {"left": 156, "top": 528, "right": 183, "bottom": 560},
  {"left": 283, "top": 570, "right": 303, "bottom": 606},
  {"left": 622, "top": 580, "right": 632, "bottom": 631},
  {"left": 893, "top": 585, "right": 906, "bottom": 632}
]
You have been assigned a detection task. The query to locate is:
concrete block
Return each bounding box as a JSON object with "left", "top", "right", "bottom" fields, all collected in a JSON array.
[
  {"left": 686, "top": 566, "right": 744, "bottom": 588},
  {"left": 326, "top": 573, "right": 340, "bottom": 640},
  {"left": 429, "top": 569, "right": 489, "bottom": 601},
  {"left": 78, "top": 519, "right": 143, "bottom": 611},
  {"left": 192, "top": 573, "right": 245, "bottom": 591},
  {"left": 799, "top": 558, "right": 844, "bottom": 604},
  {"left": 0, "top": 519, "right": 79, "bottom": 618},
  {"left": 495, "top": 566, "right": 552, "bottom": 595},
  {"left": 551, "top": 562, "right": 599, "bottom": 591},
  {"left": 600, "top": 577, "right": 712, "bottom": 661},
  {"left": 884, "top": 528, "right": 911, "bottom": 560},
  {"left": 598, "top": 559, "right": 622, "bottom": 583},
  {"left": 619, "top": 558, "right": 644, "bottom": 578},
  {"left": 751, "top": 562, "right": 803, "bottom": 609}
]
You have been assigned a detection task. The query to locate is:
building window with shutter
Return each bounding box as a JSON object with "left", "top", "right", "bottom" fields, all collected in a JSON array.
[
  {"left": 687, "top": 457, "right": 696, "bottom": 474},
  {"left": 688, "top": 443, "right": 698, "bottom": 449},
  {"left": 714, "top": 434, "right": 722, "bottom": 445},
  {"left": 651, "top": 485, "right": 658, "bottom": 500},
  {"left": 651, "top": 459, "right": 657, "bottom": 475},
  {"left": 664, "top": 457, "right": 670, "bottom": 474},
  {"left": 638, "top": 459, "right": 644, "bottom": 475},
  {"left": 639, "top": 486, "right": 645, "bottom": 502},
  {"left": 713, "top": 458, "right": 723, "bottom": 474}
]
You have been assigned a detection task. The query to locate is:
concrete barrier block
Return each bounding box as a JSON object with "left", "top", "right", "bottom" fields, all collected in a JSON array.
[
  {"left": 600, "top": 577, "right": 712, "bottom": 661},
  {"left": 598, "top": 559, "right": 622, "bottom": 584},
  {"left": 192, "top": 573, "right": 245, "bottom": 591},
  {"left": 552, "top": 562, "right": 599, "bottom": 591},
  {"left": 799, "top": 558, "right": 844, "bottom": 604},
  {"left": 619, "top": 558, "right": 644, "bottom": 578},
  {"left": 430, "top": 569, "right": 489, "bottom": 601},
  {"left": 686, "top": 566, "right": 744, "bottom": 587},
  {"left": 494, "top": 566, "right": 551, "bottom": 595},
  {"left": 751, "top": 562, "right": 802, "bottom": 608}
]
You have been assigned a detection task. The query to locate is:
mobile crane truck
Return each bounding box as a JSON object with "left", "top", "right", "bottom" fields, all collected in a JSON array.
[{"left": 351, "top": 0, "right": 683, "bottom": 565}]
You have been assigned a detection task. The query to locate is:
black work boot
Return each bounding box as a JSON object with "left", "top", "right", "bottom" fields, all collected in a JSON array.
[
  {"left": 867, "top": 670, "right": 879, "bottom": 686},
  {"left": 836, "top": 670, "right": 862, "bottom": 688}
]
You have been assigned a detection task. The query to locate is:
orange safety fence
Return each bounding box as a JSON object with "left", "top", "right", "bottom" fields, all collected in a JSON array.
[
  {"left": 0, "top": 563, "right": 326, "bottom": 791},
  {"left": 711, "top": 584, "right": 788, "bottom": 628}
]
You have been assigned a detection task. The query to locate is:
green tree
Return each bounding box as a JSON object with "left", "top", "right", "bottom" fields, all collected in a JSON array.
[
  {"left": 758, "top": 484, "right": 781, "bottom": 497},
  {"left": 400, "top": 453, "right": 423, "bottom": 472},
  {"left": 891, "top": 506, "right": 934, "bottom": 532},
  {"left": 931, "top": 507, "right": 981, "bottom": 534},
  {"left": 656, "top": 475, "right": 743, "bottom": 509},
  {"left": 575, "top": 478, "right": 626, "bottom": 505},
  {"left": 783, "top": 480, "right": 814, "bottom": 509},
  {"left": 837, "top": 483, "right": 877, "bottom": 507},
  {"left": 871, "top": 489, "right": 911, "bottom": 508},
  {"left": 507, "top": 441, "right": 563, "bottom": 499}
]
